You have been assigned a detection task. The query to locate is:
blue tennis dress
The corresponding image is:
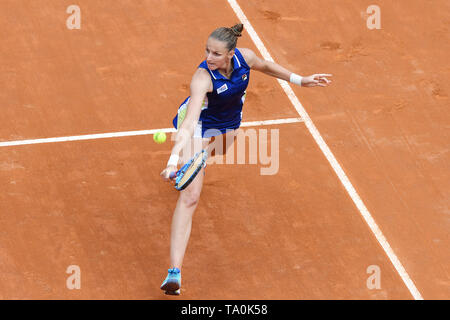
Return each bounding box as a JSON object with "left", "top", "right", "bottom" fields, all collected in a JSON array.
[{"left": 172, "top": 48, "right": 250, "bottom": 138}]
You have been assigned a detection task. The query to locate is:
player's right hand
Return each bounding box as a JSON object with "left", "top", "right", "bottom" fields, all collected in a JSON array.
[{"left": 160, "top": 165, "right": 178, "bottom": 182}]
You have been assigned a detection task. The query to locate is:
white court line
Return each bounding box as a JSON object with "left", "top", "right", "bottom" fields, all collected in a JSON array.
[
  {"left": 227, "top": 0, "right": 423, "bottom": 300},
  {"left": 240, "top": 117, "right": 302, "bottom": 127},
  {"left": 0, "top": 117, "right": 302, "bottom": 148}
]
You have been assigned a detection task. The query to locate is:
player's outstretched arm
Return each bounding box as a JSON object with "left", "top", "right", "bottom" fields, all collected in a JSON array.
[
  {"left": 239, "top": 47, "right": 332, "bottom": 87},
  {"left": 161, "top": 69, "right": 211, "bottom": 181}
]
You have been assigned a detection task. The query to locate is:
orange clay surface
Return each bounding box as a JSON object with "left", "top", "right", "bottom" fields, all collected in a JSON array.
[{"left": 0, "top": 0, "right": 448, "bottom": 299}]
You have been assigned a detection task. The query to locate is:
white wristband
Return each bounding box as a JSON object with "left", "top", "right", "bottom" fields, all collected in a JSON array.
[
  {"left": 290, "top": 73, "right": 303, "bottom": 86},
  {"left": 167, "top": 154, "right": 179, "bottom": 167}
]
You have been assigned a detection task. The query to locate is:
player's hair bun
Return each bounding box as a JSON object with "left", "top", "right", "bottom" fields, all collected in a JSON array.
[
  {"left": 230, "top": 23, "right": 243, "bottom": 37},
  {"left": 209, "top": 23, "right": 244, "bottom": 51}
]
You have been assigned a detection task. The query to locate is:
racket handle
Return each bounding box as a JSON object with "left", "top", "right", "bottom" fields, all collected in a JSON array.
[{"left": 169, "top": 171, "right": 177, "bottom": 180}]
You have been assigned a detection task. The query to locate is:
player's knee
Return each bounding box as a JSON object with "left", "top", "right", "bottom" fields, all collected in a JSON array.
[{"left": 180, "top": 189, "right": 201, "bottom": 208}]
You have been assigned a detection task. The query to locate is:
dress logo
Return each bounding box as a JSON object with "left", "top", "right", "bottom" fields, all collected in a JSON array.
[
  {"left": 217, "top": 83, "right": 228, "bottom": 94},
  {"left": 242, "top": 73, "right": 248, "bottom": 81}
]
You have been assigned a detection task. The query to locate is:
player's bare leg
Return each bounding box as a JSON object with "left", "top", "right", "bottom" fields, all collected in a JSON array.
[
  {"left": 169, "top": 136, "right": 210, "bottom": 270},
  {"left": 162, "top": 132, "right": 238, "bottom": 294}
]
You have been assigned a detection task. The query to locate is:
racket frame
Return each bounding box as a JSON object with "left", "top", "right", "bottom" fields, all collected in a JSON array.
[{"left": 173, "top": 149, "right": 207, "bottom": 191}]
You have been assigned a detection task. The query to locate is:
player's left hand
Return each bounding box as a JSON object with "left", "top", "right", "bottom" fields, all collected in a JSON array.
[{"left": 301, "top": 74, "right": 332, "bottom": 87}]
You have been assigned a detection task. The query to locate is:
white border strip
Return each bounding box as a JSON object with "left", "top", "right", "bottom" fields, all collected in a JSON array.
[
  {"left": 0, "top": 117, "right": 302, "bottom": 148},
  {"left": 227, "top": 0, "right": 423, "bottom": 300},
  {"left": 240, "top": 117, "right": 302, "bottom": 127}
]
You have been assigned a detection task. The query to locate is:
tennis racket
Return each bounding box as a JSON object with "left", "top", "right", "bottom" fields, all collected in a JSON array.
[{"left": 169, "top": 149, "right": 208, "bottom": 191}]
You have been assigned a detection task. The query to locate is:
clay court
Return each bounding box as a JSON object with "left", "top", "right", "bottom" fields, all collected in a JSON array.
[{"left": 0, "top": 0, "right": 448, "bottom": 299}]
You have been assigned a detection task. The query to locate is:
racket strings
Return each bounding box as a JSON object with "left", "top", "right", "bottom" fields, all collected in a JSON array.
[{"left": 177, "top": 152, "right": 206, "bottom": 188}]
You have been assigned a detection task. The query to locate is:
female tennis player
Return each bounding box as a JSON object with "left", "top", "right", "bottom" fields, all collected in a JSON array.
[{"left": 159, "top": 23, "right": 332, "bottom": 294}]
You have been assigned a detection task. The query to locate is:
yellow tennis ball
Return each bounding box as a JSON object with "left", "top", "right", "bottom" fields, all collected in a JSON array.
[{"left": 153, "top": 132, "right": 166, "bottom": 144}]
